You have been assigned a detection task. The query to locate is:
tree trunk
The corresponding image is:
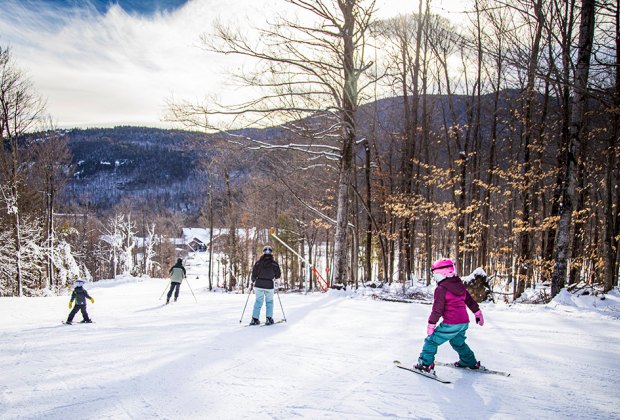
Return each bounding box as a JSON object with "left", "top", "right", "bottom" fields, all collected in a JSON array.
[
  {"left": 551, "top": 0, "right": 596, "bottom": 297},
  {"left": 325, "top": 228, "right": 331, "bottom": 286},
  {"left": 544, "top": 0, "right": 576, "bottom": 278},
  {"left": 333, "top": 145, "right": 353, "bottom": 285},
  {"left": 47, "top": 181, "right": 55, "bottom": 290},
  {"left": 12, "top": 190, "right": 23, "bottom": 296},
  {"left": 516, "top": 0, "right": 544, "bottom": 299},
  {"left": 364, "top": 138, "right": 372, "bottom": 283},
  {"left": 481, "top": 60, "right": 502, "bottom": 273},
  {"left": 225, "top": 169, "right": 237, "bottom": 291},
  {"left": 569, "top": 169, "right": 586, "bottom": 285},
  {"left": 395, "top": 1, "right": 425, "bottom": 282},
  {"left": 333, "top": 1, "right": 357, "bottom": 286},
  {"left": 208, "top": 182, "right": 214, "bottom": 291},
  {"left": 603, "top": 1, "right": 620, "bottom": 292}
]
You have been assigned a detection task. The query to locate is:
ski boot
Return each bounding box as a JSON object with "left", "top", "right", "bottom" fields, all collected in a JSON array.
[
  {"left": 265, "top": 317, "right": 275, "bottom": 325},
  {"left": 80, "top": 319, "right": 93, "bottom": 323},
  {"left": 414, "top": 362, "right": 435, "bottom": 373},
  {"left": 249, "top": 317, "right": 260, "bottom": 325},
  {"left": 65, "top": 321, "right": 72, "bottom": 325},
  {"left": 454, "top": 360, "right": 480, "bottom": 369}
]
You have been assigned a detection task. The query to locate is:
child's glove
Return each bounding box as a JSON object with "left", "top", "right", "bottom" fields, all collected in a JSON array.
[
  {"left": 90, "top": 298, "right": 95, "bottom": 304},
  {"left": 68, "top": 301, "right": 72, "bottom": 309},
  {"left": 475, "top": 310, "right": 484, "bottom": 326},
  {"left": 427, "top": 323, "right": 436, "bottom": 336}
]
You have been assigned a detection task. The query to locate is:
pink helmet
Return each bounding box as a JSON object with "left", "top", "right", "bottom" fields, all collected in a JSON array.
[{"left": 431, "top": 258, "right": 456, "bottom": 281}]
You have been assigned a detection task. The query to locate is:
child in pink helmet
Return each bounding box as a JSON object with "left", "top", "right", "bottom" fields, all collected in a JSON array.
[{"left": 414, "top": 258, "right": 484, "bottom": 373}]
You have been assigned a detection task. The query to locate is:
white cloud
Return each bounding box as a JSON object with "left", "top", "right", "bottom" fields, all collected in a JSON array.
[
  {"left": 0, "top": 0, "right": 467, "bottom": 129},
  {"left": 0, "top": 0, "right": 272, "bottom": 127}
]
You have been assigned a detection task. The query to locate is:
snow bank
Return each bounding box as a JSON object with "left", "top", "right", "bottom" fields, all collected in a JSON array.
[{"left": 549, "top": 288, "right": 620, "bottom": 319}]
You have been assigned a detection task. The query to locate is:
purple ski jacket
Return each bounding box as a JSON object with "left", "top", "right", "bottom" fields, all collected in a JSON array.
[{"left": 428, "top": 276, "right": 480, "bottom": 325}]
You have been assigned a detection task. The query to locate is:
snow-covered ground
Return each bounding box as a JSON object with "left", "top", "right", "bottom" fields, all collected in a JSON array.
[{"left": 1, "top": 258, "right": 619, "bottom": 419}]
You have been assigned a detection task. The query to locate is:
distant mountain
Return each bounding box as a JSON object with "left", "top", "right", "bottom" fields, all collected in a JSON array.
[
  {"left": 55, "top": 90, "right": 534, "bottom": 214},
  {"left": 61, "top": 126, "right": 214, "bottom": 212}
]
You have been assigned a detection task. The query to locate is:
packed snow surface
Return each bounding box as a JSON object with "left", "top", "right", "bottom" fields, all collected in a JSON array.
[{"left": 1, "top": 270, "right": 619, "bottom": 419}]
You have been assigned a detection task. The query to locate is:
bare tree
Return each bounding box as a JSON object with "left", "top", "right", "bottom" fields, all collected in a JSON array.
[
  {"left": 120, "top": 213, "right": 137, "bottom": 276},
  {"left": 30, "top": 129, "right": 73, "bottom": 289},
  {"left": 551, "top": 0, "right": 596, "bottom": 297},
  {"left": 169, "top": 0, "right": 377, "bottom": 285},
  {"left": 603, "top": 0, "right": 620, "bottom": 291},
  {"left": 102, "top": 213, "right": 123, "bottom": 278},
  {"left": 509, "top": 0, "right": 547, "bottom": 298}
]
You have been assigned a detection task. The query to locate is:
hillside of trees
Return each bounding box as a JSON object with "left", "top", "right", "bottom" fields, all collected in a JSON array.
[
  {"left": 37, "top": 93, "right": 515, "bottom": 211},
  {"left": 1, "top": 0, "right": 617, "bottom": 302},
  {"left": 61, "top": 127, "right": 213, "bottom": 211}
]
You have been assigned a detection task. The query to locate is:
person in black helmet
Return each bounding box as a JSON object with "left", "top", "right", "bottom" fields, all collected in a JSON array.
[
  {"left": 249, "top": 246, "right": 281, "bottom": 325},
  {"left": 166, "top": 258, "right": 186, "bottom": 304}
]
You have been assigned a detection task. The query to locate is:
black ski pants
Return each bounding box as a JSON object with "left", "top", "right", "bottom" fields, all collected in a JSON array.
[
  {"left": 67, "top": 305, "right": 90, "bottom": 322},
  {"left": 167, "top": 282, "right": 181, "bottom": 301}
]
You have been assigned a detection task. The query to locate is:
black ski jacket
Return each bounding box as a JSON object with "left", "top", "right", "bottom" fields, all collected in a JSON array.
[{"left": 252, "top": 255, "right": 281, "bottom": 289}]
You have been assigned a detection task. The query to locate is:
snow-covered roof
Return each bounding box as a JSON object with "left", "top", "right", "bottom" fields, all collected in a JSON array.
[{"left": 181, "top": 227, "right": 258, "bottom": 245}]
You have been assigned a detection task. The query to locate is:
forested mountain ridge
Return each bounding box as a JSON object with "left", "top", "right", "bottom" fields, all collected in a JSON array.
[
  {"left": 61, "top": 126, "right": 209, "bottom": 211},
  {"left": 58, "top": 124, "right": 292, "bottom": 212},
  {"left": 55, "top": 91, "right": 522, "bottom": 212}
]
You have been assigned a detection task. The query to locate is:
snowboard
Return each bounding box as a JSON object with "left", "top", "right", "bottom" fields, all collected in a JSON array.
[
  {"left": 393, "top": 360, "right": 451, "bottom": 384},
  {"left": 435, "top": 361, "right": 510, "bottom": 377}
]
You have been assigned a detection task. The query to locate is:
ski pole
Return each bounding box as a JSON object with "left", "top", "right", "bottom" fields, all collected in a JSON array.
[
  {"left": 184, "top": 277, "right": 198, "bottom": 303},
  {"left": 159, "top": 280, "right": 171, "bottom": 300},
  {"left": 239, "top": 281, "right": 254, "bottom": 323},
  {"left": 275, "top": 281, "right": 287, "bottom": 322}
]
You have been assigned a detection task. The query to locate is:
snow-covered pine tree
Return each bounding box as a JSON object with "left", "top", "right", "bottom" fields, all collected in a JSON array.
[
  {"left": 143, "top": 223, "right": 158, "bottom": 277},
  {"left": 0, "top": 46, "right": 45, "bottom": 296}
]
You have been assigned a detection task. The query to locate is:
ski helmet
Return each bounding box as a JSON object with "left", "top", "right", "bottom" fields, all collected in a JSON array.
[
  {"left": 431, "top": 258, "right": 456, "bottom": 282},
  {"left": 263, "top": 246, "right": 273, "bottom": 255},
  {"left": 75, "top": 279, "right": 85, "bottom": 287}
]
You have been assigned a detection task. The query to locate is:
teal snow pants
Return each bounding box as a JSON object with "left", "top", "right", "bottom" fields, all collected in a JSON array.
[{"left": 418, "top": 322, "right": 477, "bottom": 368}]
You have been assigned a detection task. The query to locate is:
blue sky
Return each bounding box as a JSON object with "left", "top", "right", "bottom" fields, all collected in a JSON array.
[
  {"left": 76, "top": 0, "right": 189, "bottom": 15},
  {"left": 20, "top": 0, "right": 190, "bottom": 16},
  {"left": 0, "top": 0, "right": 464, "bottom": 129},
  {"left": 30, "top": 0, "right": 188, "bottom": 15}
]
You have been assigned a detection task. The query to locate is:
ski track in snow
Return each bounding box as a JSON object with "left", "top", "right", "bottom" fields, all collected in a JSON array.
[{"left": 1, "top": 272, "right": 619, "bottom": 420}]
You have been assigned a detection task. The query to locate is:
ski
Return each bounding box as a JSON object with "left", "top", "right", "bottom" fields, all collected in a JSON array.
[
  {"left": 243, "top": 320, "right": 286, "bottom": 327},
  {"left": 435, "top": 361, "right": 510, "bottom": 377},
  {"left": 393, "top": 360, "right": 451, "bottom": 384},
  {"left": 261, "top": 320, "right": 286, "bottom": 327},
  {"left": 62, "top": 321, "right": 95, "bottom": 325}
]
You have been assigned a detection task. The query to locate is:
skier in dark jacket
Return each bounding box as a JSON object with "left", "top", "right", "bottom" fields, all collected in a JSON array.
[
  {"left": 249, "top": 246, "right": 281, "bottom": 325},
  {"left": 166, "top": 258, "right": 187, "bottom": 304},
  {"left": 66, "top": 279, "right": 94, "bottom": 324},
  {"left": 414, "top": 258, "right": 484, "bottom": 374}
]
